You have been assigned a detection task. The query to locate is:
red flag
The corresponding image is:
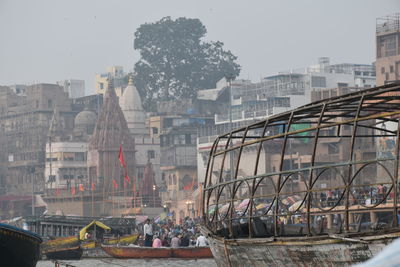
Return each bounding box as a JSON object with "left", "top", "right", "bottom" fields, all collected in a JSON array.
[
  {"left": 118, "top": 145, "right": 126, "bottom": 168},
  {"left": 56, "top": 188, "right": 61, "bottom": 196},
  {"left": 91, "top": 183, "right": 96, "bottom": 191},
  {"left": 79, "top": 184, "right": 85, "bottom": 192},
  {"left": 71, "top": 187, "right": 76, "bottom": 195},
  {"left": 124, "top": 172, "right": 131, "bottom": 183},
  {"left": 113, "top": 179, "right": 119, "bottom": 189}
]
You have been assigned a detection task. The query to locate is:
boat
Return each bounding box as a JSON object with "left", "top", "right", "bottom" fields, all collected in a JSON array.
[
  {"left": 171, "top": 246, "right": 213, "bottom": 258},
  {"left": 201, "top": 83, "right": 400, "bottom": 266},
  {"left": 45, "top": 245, "right": 83, "bottom": 260},
  {"left": 101, "top": 245, "right": 213, "bottom": 259},
  {"left": 81, "top": 233, "right": 139, "bottom": 258},
  {"left": 0, "top": 222, "right": 42, "bottom": 267},
  {"left": 82, "top": 233, "right": 139, "bottom": 248},
  {"left": 41, "top": 235, "right": 80, "bottom": 251}
]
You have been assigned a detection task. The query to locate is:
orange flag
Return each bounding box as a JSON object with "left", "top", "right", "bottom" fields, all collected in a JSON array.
[
  {"left": 71, "top": 187, "right": 76, "bottom": 195},
  {"left": 118, "top": 145, "right": 126, "bottom": 168},
  {"left": 79, "top": 184, "right": 85, "bottom": 192},
  {"left": 91, "top": 183, "right": 96, "bottom": 191}
]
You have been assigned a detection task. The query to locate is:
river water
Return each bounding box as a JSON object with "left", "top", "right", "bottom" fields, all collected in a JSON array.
[{"left": 37, "top": 259, "right": 217, "bottom": 267}]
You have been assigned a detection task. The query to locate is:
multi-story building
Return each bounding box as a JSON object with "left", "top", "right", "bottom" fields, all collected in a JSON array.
[
  {"left": 0, "top": 84, "right": 74, "bottom": 195},
  {"left": 376, "top": 13, "right": 400, "bottom": 86},
  {"left": 196, "top": 58, "right": 376, "bottom": 217},
  {"left": 153, "top": 107, "right": 213, "bottom": 223},
  {"left": 0, "top": 84, "right": 77, "bottom": 218},
  {"left": 57, "top": 79, "right": 85, "bottom": 99},
  {"left": 95, "top": 66, "right": 126, "bottom": 96}
]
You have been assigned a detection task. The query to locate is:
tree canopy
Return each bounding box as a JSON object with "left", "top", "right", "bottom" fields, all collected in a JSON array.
[{"left": 133, "top": 17, "right": 241, "bottom": 110}]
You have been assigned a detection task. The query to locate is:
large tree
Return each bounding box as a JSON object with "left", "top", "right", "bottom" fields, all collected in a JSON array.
[{"left": 133, "top": 17, "right": 240, "bottom": 110}]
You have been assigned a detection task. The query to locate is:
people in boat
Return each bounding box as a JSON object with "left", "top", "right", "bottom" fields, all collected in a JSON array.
[
  {"left": 152, "top": 235, "right": 162, "bottom": 248},
  {"left": 161, "top": 234, "right": 170, "bottom": 247},
  {"left": 196, "top": 233, "right": 208, "bottom": 247},
  {"left": 144, "top": 219, "right": 153, "bottom": 247},
  {"left": 180, "top": 232, "right": 190, "bottom": 247},
  {"left": 170, "top": 234, "right": 180, "bottom": 248},
  {"left": 84, "top": 231, "right": 91, "bottom": 240}
]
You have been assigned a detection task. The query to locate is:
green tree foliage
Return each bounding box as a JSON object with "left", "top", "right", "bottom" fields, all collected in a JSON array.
[{"left": 133, "top": 17, "right": 240, "bottom": 110}]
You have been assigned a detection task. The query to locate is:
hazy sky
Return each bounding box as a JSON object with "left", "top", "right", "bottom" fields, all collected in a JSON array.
[{"left": 0, "top": 0, "right": 398, "bottom": 94}]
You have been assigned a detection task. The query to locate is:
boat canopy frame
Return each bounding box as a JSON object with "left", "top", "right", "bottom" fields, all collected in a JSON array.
[{"left": 203, "top": 82, "right": 400, "bottom": 238}]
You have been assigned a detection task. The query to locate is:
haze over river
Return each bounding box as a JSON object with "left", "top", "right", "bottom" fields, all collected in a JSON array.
[{"left": 38, "top": 259, "right": 217, "bottom": 267}]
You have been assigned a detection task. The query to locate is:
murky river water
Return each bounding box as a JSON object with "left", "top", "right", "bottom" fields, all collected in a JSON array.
[{"left": 37, "top": 259, "right": 217, "bottom": 267}]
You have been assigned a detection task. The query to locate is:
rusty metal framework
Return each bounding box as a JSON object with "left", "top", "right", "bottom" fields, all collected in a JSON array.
[{"left": 203, "top": 83, "right": 400, "bottom": 238}]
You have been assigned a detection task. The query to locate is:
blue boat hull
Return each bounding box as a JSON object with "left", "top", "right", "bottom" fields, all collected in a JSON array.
[{"left": 0, "top": 223, "right": 42, "bottom": 267}]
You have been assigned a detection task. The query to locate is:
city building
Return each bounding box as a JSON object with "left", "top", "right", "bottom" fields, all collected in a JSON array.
[
  {"left": 376, "top": 13, "right": 400, "bottom": 85},
  {"left": 0, "top": 84, "right": 76, "bottom": 218},
  {"left": 95, "top": 66, "right": 126, "bottom": 96},
  {"left": 196, "top": 58, "right": 376, "bottom": 218},
  {"left": 155, "top": 109, "right": 213, "bottom": 223},
  {"left": 57, "top": 79, "right": 86, "bottom": 99}
]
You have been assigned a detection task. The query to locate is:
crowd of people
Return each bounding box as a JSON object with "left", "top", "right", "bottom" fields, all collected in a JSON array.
[{"left": 139, "top": 217, "right": 209, "bottom": 248}]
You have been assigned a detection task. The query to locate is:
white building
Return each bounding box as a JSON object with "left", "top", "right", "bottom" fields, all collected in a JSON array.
[
  {"left": 57, "top": 79, "right": 85, "bottom": 99},
  {"left": 45, "top": 141, "right": 88, "bottom": 189},
  {"left": 119, "top": 77, "right": 161, "bottom": 184},
  {"left": 44, "top": 107, "right": 97, "bottom": 190}
]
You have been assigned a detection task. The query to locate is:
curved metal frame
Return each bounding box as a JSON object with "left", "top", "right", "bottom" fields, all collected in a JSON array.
[{"left": 203, "top": 83, "right": 400, "bottom": 237}]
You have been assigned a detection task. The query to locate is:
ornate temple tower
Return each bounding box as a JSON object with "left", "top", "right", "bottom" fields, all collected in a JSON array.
[
  {"left": 88, "top": 78, "right": 135, "bottom": 215},
  {"left": 138, "top": 162, "right": 161, "bottom": 207}
]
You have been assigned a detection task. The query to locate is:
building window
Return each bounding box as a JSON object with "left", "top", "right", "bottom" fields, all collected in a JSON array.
[
  {"left": 381, "top": 67, "right": 385, "bottom": 74},
  {"left": 48, "top": 99, "right": 52, "bottom": 108},
  {"left": 390, "top": 65, "right": 394, "bottom": 73},
  {"left": 152, "top": 127, "right": 158, "bottom": 134},
  {"left": 311, "top": 76, "right": 326, "bottom": 88},
  {"left": 147, "top": 150, "right": 155, "bottom": 159},
  {"left": 100, "top": 83, "right": 104, "bottom": 89},
  {"left": 75, "top": 152, "right": 85, "bottom": 161},
  {"left": 384, "top": 35, "right": 396, "bottom": 57}
]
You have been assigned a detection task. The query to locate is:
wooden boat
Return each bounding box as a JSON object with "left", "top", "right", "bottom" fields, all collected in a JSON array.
[
  {"left": 101, "top": 245, "right": 213, "bottom": 259},
  {"left": 104, "top": 234, "right": 138, "bottom": 245},
  {"left": 45, "top": 245, "right": 83, "bottom": 260},
  {"left": 172, "top": 246, "right": 213, "bottom": 258},
  {"left": 81, "top": 234, "right": 139, "bottom": 258},
  {"left": 42, "top": 235, "right": 80, "bottom": 251},
  {"left": 201, "top": 83, "right": 400, "bottom": 266},
  {"left": 0, "top": 222, "right": 42, "bottom": 267}
]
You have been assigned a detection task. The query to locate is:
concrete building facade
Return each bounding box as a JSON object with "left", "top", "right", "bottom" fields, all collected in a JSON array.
[
  {"left": 57, "top": 79, "right": 85, "bottom": 99},
  {"left": 376, "top": 13, "right": 400, "bottom": 85}
]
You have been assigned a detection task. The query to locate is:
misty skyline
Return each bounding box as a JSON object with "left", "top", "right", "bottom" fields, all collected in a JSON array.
[{"left": 0, "top": 0, "right": 398, "bottom": 94}]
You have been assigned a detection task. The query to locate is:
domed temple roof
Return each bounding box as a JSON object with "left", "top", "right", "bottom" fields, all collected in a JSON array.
[{"left": 74, "top": 109, "right": 97, "bottom": 127}]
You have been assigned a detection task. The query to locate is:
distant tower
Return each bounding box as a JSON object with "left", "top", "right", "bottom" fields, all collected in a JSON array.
[
  {"left": 376, "top": 13, "right": 400, "bottom": 86},
  {"left": 138, "top": 162, "right": 161, "bottom": 207},
  {"left": 87, "top": 77, "right": 135, "bottom": 215}
]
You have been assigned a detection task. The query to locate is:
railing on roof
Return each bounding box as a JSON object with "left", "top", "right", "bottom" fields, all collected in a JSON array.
[{"left": 376, "top": 13, "right": 400, "bottom": 34}]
